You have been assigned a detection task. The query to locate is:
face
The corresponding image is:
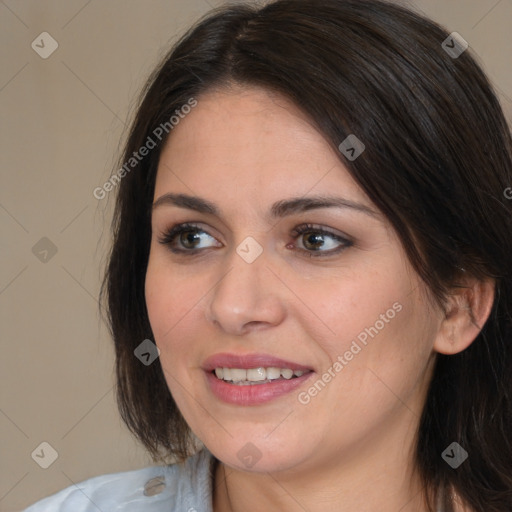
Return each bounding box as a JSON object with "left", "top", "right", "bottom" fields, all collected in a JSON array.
[{"left": 145, "top": 86, "right": 443, "bottom": 475}]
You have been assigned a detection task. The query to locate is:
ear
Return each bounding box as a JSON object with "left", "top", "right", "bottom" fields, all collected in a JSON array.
[{"left": 434, "top": 275, "right": 495, "bottom": 355}]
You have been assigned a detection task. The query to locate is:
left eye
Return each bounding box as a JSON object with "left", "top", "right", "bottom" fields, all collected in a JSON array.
[{"left": 291, "top": 223, "right": 352, "bottom": 256}]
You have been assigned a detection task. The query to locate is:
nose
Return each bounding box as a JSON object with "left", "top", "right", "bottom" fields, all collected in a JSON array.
[{"left": 205, "top": 245, "right": 287, "bottom": 336}]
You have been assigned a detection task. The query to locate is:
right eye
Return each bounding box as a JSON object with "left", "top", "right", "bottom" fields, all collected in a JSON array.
[{"left": 158, "top": 223, "right": 222, "bottom": 253}]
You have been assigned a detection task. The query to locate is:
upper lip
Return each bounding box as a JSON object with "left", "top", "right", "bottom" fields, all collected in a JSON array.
[{"left": 203, "top": 353, "right": 313, "bottom": 372}]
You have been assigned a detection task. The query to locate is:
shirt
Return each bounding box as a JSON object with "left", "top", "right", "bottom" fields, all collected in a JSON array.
[
  {"left": 23, "top": 448, "right": 448, "bottom": 511},
  {"left": 23, "top": 448, "right": 215, "bottom": 512}
]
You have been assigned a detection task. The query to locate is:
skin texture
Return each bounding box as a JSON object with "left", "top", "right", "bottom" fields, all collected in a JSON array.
[{"left": 145, "top": 86, "right": 494, "bottom": 512}]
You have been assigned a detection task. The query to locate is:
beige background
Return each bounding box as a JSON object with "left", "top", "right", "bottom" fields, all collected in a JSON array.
[{"left": 1, "top": 1, "right": 511, "bottom": 510}]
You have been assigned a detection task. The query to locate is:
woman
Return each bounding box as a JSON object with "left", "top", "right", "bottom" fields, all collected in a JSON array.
[{"left": 24, "top": 0, "right": 512, "bottom": 511}]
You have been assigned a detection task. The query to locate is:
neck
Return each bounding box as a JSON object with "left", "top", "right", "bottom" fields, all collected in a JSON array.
[{"left": 212, "top": 417, "right": 430, "bottom": 512}]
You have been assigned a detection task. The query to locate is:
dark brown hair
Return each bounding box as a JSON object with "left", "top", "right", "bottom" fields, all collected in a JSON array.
[{"left": 100, "top": 1, "right": 512, "bottom": 510}]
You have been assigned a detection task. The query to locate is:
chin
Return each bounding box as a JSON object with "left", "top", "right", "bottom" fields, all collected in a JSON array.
[{"left": 201, "top": 430, "right": 315, "bottom": 474}]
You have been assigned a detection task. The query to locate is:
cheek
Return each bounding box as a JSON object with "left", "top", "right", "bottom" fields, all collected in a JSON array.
[
  {"left": 144, "top": 258, "right": 207, "bottom": 415},
  {"left": 297, "top": 262, "right": 435, "bottom": 395},
  {"left": 328, "top": 287, "right": 437, "bottom": 412},
  {"left": 145, "top": 255, "right": 203, "bottom": 354},
  {"left": 296, "top": 267, "right": 409, "bottom": 353}
]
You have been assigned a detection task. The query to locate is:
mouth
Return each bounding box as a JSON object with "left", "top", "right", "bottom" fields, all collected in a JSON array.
[
  {"left": 212, "top": 367, "right": 311, "bottom": 385},
  {"left": 202, "top": 353, "right": 315, "bottom": 405}
]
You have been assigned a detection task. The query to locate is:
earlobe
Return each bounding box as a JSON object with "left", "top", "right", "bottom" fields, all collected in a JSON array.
[{"left": 433, "top": 276, "right": 495, "bottom": 356}]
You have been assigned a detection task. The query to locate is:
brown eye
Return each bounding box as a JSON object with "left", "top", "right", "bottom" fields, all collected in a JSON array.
[
  {"left": 291, "top": 223, "right": 353, "bottom": 257},
  {"left": 179, "top": 230, "right": 202, "bottom": 249},
  {"left": 158, "top": 223, "right": 221, "bottom": 253},
  {"left": 302, "top": 232, "right": 329, "bottom": 250}
]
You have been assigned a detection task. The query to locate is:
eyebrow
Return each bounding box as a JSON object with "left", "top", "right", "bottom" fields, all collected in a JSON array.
[{"left": 152, "top": 193, "right": 379, "bottom": 219}]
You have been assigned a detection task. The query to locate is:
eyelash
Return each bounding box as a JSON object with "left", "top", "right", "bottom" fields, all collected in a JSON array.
[{"left": 157, "top": 222, "right": 353, "bottom": 258}]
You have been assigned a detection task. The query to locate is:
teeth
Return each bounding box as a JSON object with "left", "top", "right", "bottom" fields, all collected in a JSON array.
[
  {"left": 266, "top": 367, "right": 281, "bottom": 380},
  {"left": 230, "top": 368, "right": 247, "bottom": 382},
  {"left": 246, "top": 368, "right": 266, "bottom": 381},
  {"left": 280, "top": 369, "right": 293, "bottom": 379},
  {"left": 214, "top": 366, "right": 309, "bottom": 383}
]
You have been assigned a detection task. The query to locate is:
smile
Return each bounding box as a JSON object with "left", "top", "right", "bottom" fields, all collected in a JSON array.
[
  {"left": 214, "top": 367, "right": 310, "bottom": 385},
  {"left": 203, "top": 353, "right": 315, "bottom": 405}
]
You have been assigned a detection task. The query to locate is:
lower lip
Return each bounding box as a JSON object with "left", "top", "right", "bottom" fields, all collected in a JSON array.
[{"left": 205, "top": 371, "right": 314, "bottom": 405}]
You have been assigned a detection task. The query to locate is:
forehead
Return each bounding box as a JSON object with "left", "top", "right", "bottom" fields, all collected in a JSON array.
[{"left": 155, "top": 86, "right": 367, "bottom": 207}]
